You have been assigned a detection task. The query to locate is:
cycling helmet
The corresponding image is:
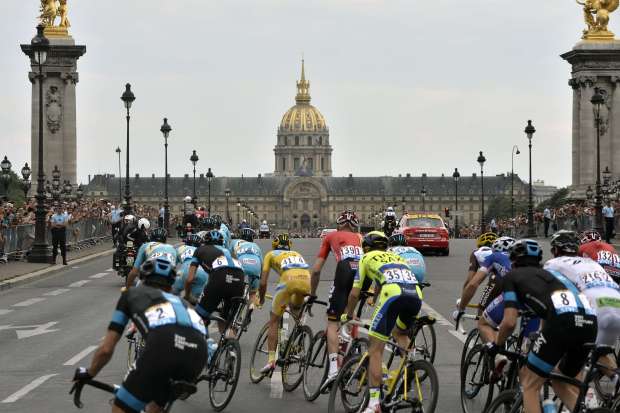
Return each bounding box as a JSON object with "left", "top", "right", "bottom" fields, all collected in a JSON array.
[
  {"left": 124, "top": 214, "right": 136, "bottom": 224},
  {"left": 388, "top": 233, "right": 407, "bottom": 247},
  {"left": 184, "top": 196, "right": 192, "bottom": 203},
  {"left": 387, "top": 207, "right": 394, "bottom": 212},
  {"left": 362, "top": 231, "right": 389, "bottom": 252},
  {"left": 550, "top": 230, "right": 580, "bottom": 254},
  {"left": 212, "top": 215, "right": 223, "bottom": 227},
  {"left": 204, "top": 230, "right": 224, "bottom": 246},
  {"left": 336, "top": 210, "right": 360, "bottom": 228},
  {"left": 186, "top": 233, "right": 202, "bottom": 247},
  {"left": 241, "top": 228, "right": 255, "bottom": 242},
  {"left": 476, "top": 232, "right": 498, "bottom": 248},
  {"left": 492, "top": 236, "right": 516, "bottom": 253},
  {"left": 579, "top": 230, "right": 602, "bottom": 245},
  {"left": 509, "top": 239, "right": 542, "bottom": 263},
  {"left": 262, "top": 220, "right": 267, "bottom": 225},
  {"left": 272, "top": 234, "right": 292, "bottom": 250},
  {"left": 137, "top": 218, "right": 151, "bottom": 231},
  {"left": 150, "top": 227, "right": 168, "bottom": 243},
  {"left": 201, "top": 217, "right": 217, "bottom": 230},
  {"left": 140, "top": 257, "right": 176, "bottom": 286}
]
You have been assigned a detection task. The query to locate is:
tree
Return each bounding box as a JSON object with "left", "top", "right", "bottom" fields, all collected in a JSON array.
[
  {"left": 536, "top": 187, "right": 569, "bottom": 210},
  {"left": 2, "top": 171, "right": 26, "bottom": 206},
  {"left": 485, "top": 195, "right": 528, "bottom": 220}
]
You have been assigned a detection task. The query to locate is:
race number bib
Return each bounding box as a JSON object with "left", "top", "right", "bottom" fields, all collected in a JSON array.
[
  {"left": 212, "top": 256, "right": 228, "bottom": 269},
  {"left": 151, "top": 251, "right": 175, "bottom": 262},
  {"left": 551, "top": 290, "right": 578, "bottom": 314},
  {"left": 340, "top": 245, "right": 363, "bottom": 260},
  {"left": 382, "top": 267, "right": 417, "bottom": 284},
  {"left": 281, "top": 255, "right": 308, "bottom": 270},
  {"left": 580, "top": 270, "right": 618, "bottom": 290},
  {"left": 180, "top": 248, "right": 195, "bottom": 262},
  {"left": 145, "top": 302, "right": 177, "bottom": 328}
]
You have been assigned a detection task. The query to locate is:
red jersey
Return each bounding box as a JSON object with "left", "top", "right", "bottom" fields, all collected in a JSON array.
[
  {"left": 579, "top": 241, "right": 620, "bottom": 278},
  {"left": 317, "top": 230, "right": 363, "bottom": 262}
]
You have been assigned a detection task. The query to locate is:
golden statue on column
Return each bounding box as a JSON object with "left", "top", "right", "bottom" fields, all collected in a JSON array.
[
  {"left": 39, "top": 0, "right": 70, "bottom": 37},
  {"left": 577, "top": 0, "right": 619, "bottom": 40}
]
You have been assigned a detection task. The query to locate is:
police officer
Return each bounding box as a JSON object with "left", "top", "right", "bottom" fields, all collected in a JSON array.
[
  {"left": 109, "top": 205, "right": 123, "bottom": 246},
  {"left": 50, "top": 204, "right": 71, "bottom": 265}
]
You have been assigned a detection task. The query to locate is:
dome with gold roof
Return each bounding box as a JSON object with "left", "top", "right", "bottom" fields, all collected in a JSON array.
[{"left": 279, "top": 60, "right": 328, "bottom": 133}]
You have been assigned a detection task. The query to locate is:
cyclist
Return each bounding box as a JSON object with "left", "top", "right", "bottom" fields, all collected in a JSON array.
[
  {"left": 259, "top": 234, "right": 311, "bottom": 375},
  {"left": 126, "top": 228, "right": 175, "bottom": 287},
  {"left": 387, "top": 233, "right": 426, "bottom": 283},
  {"left": 310, "top": 210, "right": 363, "bottom": 387},
  {"left": 579, "top": 229, "right": 620, "bottom": 281},
  {"left": 545, "top": 230, "right": 620, "bottom": 371},
  {"left": 72, "top": 255, "right": 207, "bottom": 413},
  {"left": 342, "top": 231, "right": 423, "bottom": 413},
  {"left": 259, "top": 220, "right": 270, "bottom": 239},
  {"left": 490, "top": 239, "right": 597, "bottom": 413},
  {"left": 231, "top": 228, "right": 263, "bottom": 309},
  {"left": 382, "top": 207, "right": 398, "bottom": 236},
  {"left": 212, "top": 214, "right": 231, "bottom": 249},
  {"left": 463, "top": 231, "right": 498, "bottom": 288},
  {"left": 171, "top": 238, "right": 208, "bottom": 305},
  {"left": 189, "top": 230, "right": 245, "bottom": 333}
]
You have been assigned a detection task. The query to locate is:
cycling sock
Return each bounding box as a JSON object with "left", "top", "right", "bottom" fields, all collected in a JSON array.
[
  {"left": 328, "top": 353, "right": 338, "bottom": 375},
  {"left": 268, "top": 351, "right": 276, "bottom": 364},
  {"left": 368, "top": 387, "right": 380, "bottom": 407}
]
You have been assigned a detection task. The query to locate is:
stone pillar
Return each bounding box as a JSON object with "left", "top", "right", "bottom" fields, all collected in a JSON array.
[
  {"left": 21, "top": 36, "right": 86, "bottom": 185},
  {"left": 562, "top": 42, "right": 620, "bottom": 189}
]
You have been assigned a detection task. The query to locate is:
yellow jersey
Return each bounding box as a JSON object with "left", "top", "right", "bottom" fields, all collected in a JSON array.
[{"left": 262, "top": 249, "right": 309, "bottom": 280}]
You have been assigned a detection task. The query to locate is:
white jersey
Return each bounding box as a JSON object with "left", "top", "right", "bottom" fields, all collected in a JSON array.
[
  {"left": 259, "top": 224, "right": 269, "bottom": 232},
  {"left": 473, "top": 246, "right": 493, "bottom": 267},
  {"left": 544, "top": 256, "right": 620, "bottom": 307}
]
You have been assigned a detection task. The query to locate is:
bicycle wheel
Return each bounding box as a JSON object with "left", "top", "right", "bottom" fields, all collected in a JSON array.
[
  {"left": 249, "top": 322, "right": 270, "bottom": 383},
  {"left": 126, "top": 335, "right": 145, "bottom": 370},
  {"left": 484, "top": 389, "right": 521, "bottom": 413},
  {"left": 232, "top": 300, "right": 248, "bottom": 340},
  {"left": 413, "top": 323, "right": 436, "bottom": 364},
  {"left": 282, "top": 325, "right": 312, "bottom": 392},
  {"left": 460, "top": 344, "right": 494, "bottom": 413},
  {"left": 303, "top": 330, "right": 329, "bottom": 401},
  {"left": 327, "top": 354, "right": 369, "bottom": 413},
  {"left": 208, "top": 338, "right": 241, "bottom": 412},
  {"left": 389, "top": 359, "right": 438, "bottom": 413},
  {"left": 461, "top": 328, "right": 481, "bottom": 375}
]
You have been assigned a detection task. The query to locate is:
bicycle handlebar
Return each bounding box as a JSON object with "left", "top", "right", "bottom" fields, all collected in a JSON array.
[{"left": 70, "top": 379, "right": 118, "bottom": 409}]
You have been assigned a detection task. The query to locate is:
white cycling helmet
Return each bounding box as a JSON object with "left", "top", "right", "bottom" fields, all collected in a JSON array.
[
  {"left": 138, "top": 218, "right": 151, "bottom": 230},
  {"left": 124, "top": 214, "right": 136, "bottom": 223},
  {"left": 262, "top": 220, "right": 267, "bottom": 225},
  {"left": 492, "top": 236, "right": 516, "bottom": 253},
  {"left": 184, "top": 196, "right": 192, "bottom": 202},
  {"left": 387, "top": 207, "right": 394, "bottom": 212}
]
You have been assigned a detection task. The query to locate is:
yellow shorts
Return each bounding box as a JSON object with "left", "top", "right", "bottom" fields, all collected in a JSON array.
[{"left": 271, "top": 269, "right": 311, "bottom": 316}]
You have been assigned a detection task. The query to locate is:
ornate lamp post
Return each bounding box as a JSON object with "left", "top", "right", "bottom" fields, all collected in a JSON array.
[
  {"left": 225, "top": 188, "right": 231, "bottom": 225},
  {"left": 76, "top": 184, "right": 84, "bottom": 200},
  {"left": 51, "top": 165, "right": 61, "bottom": 202},
  {"left": 586, "top": 185, "right": 594, "bottom": 202},
  {"left": 115, "top": 146, "right": 121, "bottom": 204},
  {"left": 29, "top": 25, "right": 52, "bottom": 263},
  {"left": 63, "top": 180, "right": 72, "bottom": 200},
  {"left": 592, "top": 89, "right": 605, "bottom": 233},
  {"left": 190, "top": 150, "right": 199, "bottom": 205},
  {"left": 120, "top": 83, "right": 135, "bottom": 214},
  {"left": 511, "top": 145, "right": 520, "bottom": 220},
  {"left": 421, "top": 186, "right": 427, "bottom": 211},
  {"left": 524, "top": 120, "right": 536, "bottom": 237},
  {"left": 477, "top": 151, "right": 486, "bottom": 232},
  {"left": 206, "top": 167, "right": 214, "bottom": 216},
  {"left": 453, "top": 167, "right": 460, "bottom": 238},
  {"left": 236, "top": 198, "right": 241, "bottom": 228},
  {"left": 21, "top": 163, "right": 31, "bottom": 200},
  {"left": 1, "top": 156, "right": 12, "bottom": 201},
  {"left": 160, "top": 117, "right": 172, "bottom": 230}
]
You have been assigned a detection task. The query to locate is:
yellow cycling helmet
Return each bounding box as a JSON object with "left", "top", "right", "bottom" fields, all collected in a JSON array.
[
  {"left": 476, "top": 232, "right": 498, "bottom": 248},
  {"left": 272, "top": 234, "right": 292, "bottom": 250}
]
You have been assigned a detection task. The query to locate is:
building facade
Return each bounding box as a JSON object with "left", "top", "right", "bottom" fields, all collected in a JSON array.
[{"left": 85, "top": 61, "right": 529, "bottom": 229}]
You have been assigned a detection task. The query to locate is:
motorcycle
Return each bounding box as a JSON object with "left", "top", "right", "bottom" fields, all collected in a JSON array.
[
  {"left": 259, "top": 230, "right": 270, "bottom": 239},
  {"left": 113, "top": 241, "right": 136, "bottom": 278}
]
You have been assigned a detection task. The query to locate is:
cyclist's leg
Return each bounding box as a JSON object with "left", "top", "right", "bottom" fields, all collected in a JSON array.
[
  {"left": 392, "top": 293, "right": 422, "bottom": 350},
  {"left": 220, "top": 268, "right": 245, "bottom": 336},
  {"left": 594, "top": 304, "right": 620, "bottom": 374},
  {"left": 480, "top": 295, "right": 503, "bottom": 343},
  {"left": 263, "top": 281, "right": 289, "bottom": 371},
  {"left": 325, "top": 260, "right": 355, "bottom": 376}
]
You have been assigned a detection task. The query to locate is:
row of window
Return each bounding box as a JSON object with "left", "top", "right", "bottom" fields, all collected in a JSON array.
[
  {"left": 280, "top": 157, "right": 327, "bottom": 172},
  {"left": 278, "top": 135, "right": 327, "bottom": 146}
]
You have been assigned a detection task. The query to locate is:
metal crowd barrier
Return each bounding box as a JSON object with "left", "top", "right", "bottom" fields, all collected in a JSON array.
[{"left": 1, "top": 218, "right": 112, "bottom": 261}]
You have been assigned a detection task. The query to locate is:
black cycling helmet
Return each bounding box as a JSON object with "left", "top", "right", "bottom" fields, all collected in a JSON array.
[
  {"left": 185, "top": 233, "right": 202, "bottom": 247},
  {"left": 241, "top": 228, "right": 255, "bottom": 242},
  {"left": 388, "top": 233, "right": 407, "bottom": 247},
  {"left": 362, "top": 231, "right": 389, "bottom": 252},
  {"left": 212, "top": 214, "right": 223, "bottom": 227},
  {"left": 550, "top": 230, "right": 580, "bottom": 255},
  {"left": 204, "top": 230, "right": 224, "bottom": 246},
  {"left": 140, "top": 257, "right": 176, "bottom": 287},
  {"left": 150, "top": 227, "right": 167, "bottom": 243},
  {"left": 509, "top": 239, "right": 542, "bottom": 265},
  {"left": 201, "top": 217, "right": 217, "bottom": 231}
]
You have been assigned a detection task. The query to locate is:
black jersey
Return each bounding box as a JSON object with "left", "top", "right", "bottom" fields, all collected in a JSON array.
[
  {"left": 108, "top": 285, "right": 206, "bottom": 337},
  {"left": 190, "top": 245, "right": 242, "bottom": 274}
]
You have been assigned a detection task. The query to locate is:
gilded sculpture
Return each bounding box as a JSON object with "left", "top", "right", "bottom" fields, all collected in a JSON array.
[
  {"left": 577, "top": 0, "right": 619, "bottom": 40},
  {"left": 39, "top": 0, "right": 70, "bottom": 35}
]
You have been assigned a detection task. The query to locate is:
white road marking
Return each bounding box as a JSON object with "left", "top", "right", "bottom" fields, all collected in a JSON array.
[
  {"left": 89, "top": 272, "right": 108, "bottom": 279},
  {"left": 421, "top": 302, "right": 467, "bottom": 344},
  {"left": 63, "top": 345, "right": 98, "bottom": 366},
  {"left": 1, "top": 374, "right": 58, "bottom": 403},
  {"left": 107, "top": 268, "right": 114, "bottom": 272},
  {"left": 43, "top": 289, "right": 70, "bottom": 296},
  {"left": 0, "top": 309, "right": 14, "bottom": 316},
  {"left": 71, "top": 266, "right": 80, "bottom": 269},
  {"left": 12, "top": 298, "right": 46, "bottom": 307},
  {"left": 69, "top": 280, "right": 90, "bottom": 288},
  {"left": 0, "top": 322, "right": 60, "bottom": 339}
]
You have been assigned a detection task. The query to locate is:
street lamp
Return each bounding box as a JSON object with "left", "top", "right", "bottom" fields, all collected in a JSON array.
[
  {"left": 477, "top": 151, "right": 486, "bottom": 232},
  {"left": 236, "top": 198, "right": 241, "bottom": 228},
  {"left": 160, "top": 117, "right": 172, "bottom": 230},
  {"left": 206, "top": 167, "right": 214, "bottom": 216},
  {"left": 523, "top": 120, "right": 536, "bottom": 237},
  {"left": 29, "top": 24, "right": 52, "bottom": 263},
  {"left": 190, "top": 150, "right": 199, "bottom": 205},
  {"left": 453, "top": 167, "right": 460, "bottom": 237},
  {"left": 121, "top": 83, "right": 135, "bottom": 214},
  {"left": 0, "top": 156, "right": 11, "bottom": 201},
  {"left": 115, "top": 146, "right": 121, "bottom": 204},
  {"left": 586, "top": 185, "right": 594, "bottom": 201},
  {"left": 225, "top": 188, "right": 231, "bottom": 225},
  {"left": 52, "top": 165, "right": 61, "bottom": 201},
  {"left": 63, "top": 180, "right": 72, "bottom": 199},
  {"left": 592, "top": 88, "right": 605, "bottom": 234},
  {"left": 76, "top": 184, "right": 84, "bottom": 200},
  {"left": 21, "top": 162, "right": 31, "bottom": 199},
  {"left": 511, "top": 145, "right": 520, "bottom": 221},
  {"left": 421, "top": 186, "right": 427, "bottom": 211}
]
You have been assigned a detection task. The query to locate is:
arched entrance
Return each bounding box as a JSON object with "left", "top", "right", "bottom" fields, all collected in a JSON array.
[
  {"left": 283, "top": 178, "right": 328, "bottom": 232},
  {"left": 300, "top": 214, "right": 311, "bottom": 230}
]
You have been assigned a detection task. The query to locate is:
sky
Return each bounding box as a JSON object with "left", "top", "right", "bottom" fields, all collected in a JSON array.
[{"left": 0, "top": 1, "right": 593, "bottom": 187}]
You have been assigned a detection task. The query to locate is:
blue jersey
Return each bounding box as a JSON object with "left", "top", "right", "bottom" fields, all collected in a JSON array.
[
  {"left": 229, "top": 239, "right": 244, "bottom": 254},
  {"left": 388, "top": 246, "right": 427, "bottom": 283},
  {"left": 480, "top": 251, "right": 512, "bottom": 278},
  {"left": 172, "top": 261, "right": 209, "bottom": 298},
  {"left": 232, "top": 240, "right": 263, "bottom": 277},
  {"left": 220, "top": 223, "right": 231, "bottom": 249},
  {"left": 134, "top": 242, "right": 178, "bottom": 269}
]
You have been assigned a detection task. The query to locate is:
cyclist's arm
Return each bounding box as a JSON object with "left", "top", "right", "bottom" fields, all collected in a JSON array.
[
  {"left": 185, "top": 263, "right": 198, "bottom": 299},
  {"left": 457, "top": 267, "right": 488, "bottom": 311},
  {"left": 126, "top": 268, "right": 139, "bottom": 288},
  {"left": 310, "top": 257, "right": 326, "bottom": 295},
  {"left": 463, "top": 252, "right": 479, "bottom": 288},
  {"left": 495, "top": 275, "right": 519, "bottom": 347},
  {"left": 259, "top": 253, "right": 273, "bottom": 303},
  {"left": 87, "top": 330, "right": 121, "bottom": 377}
]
